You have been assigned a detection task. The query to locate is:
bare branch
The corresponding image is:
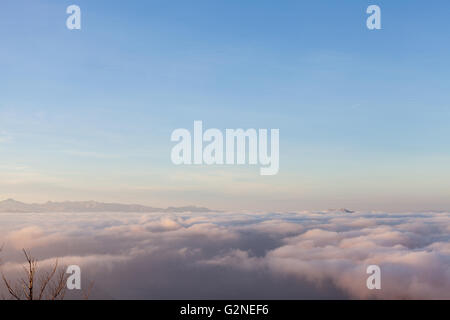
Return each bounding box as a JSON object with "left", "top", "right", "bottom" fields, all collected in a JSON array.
[
  {"left": 1, "top": 249, "right": 70, "bottom": 300},
  {"left": 38, "top": 258, "right": 58, "bottom": 300},
  {"left": 82, "top": 281, "right": 95, "bottom": 300},
  {"left": 2, "top": 272, "right": 21, "bottom": 300}
]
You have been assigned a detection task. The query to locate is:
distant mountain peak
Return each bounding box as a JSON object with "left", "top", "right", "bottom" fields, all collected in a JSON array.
[{"left": 325, "top": 208, "right": 355, "bottom": 213}]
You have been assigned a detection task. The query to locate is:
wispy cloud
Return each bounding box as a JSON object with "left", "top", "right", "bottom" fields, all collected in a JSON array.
[
  {"left": 63, "top": 150, "right": 122, "bottom": 159},
  {"left": 0, "top": 131, "right": 12, "bottom": 143}
]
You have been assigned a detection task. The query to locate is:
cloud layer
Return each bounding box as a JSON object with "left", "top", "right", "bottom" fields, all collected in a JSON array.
[{"left": 0, "top": 209, "right": 449, "bottom": 299}]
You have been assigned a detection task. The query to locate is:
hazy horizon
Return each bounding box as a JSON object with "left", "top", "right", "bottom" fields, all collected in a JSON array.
[{"left": 2, "top": 198, "right": 450, "bottom": 214}]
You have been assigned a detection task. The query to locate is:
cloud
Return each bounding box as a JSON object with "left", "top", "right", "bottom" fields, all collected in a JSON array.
[
  {"left": 63, "top": 150, "right": 122, "bottom": 159},
  {"left": 0, "top": 131, "right": 12, "bottom": 143},
  {"left": 0, "top": 210, "right": 448, "bottom": 299},
  {"left": 6, "top": 226, "right": 67, "bottom": 250}
]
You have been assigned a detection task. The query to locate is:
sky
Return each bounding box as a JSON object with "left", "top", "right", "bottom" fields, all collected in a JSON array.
[{"left": 1, "top": 0, "right": 450, "bottom": 211}]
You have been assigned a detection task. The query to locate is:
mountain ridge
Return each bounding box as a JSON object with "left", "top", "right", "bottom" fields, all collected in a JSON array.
[{"left": 0, "top": 199, "right": 217, "bottom": 213}]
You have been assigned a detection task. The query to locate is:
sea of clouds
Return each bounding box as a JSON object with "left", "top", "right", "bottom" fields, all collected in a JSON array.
[{"left": 0, "top": 209, "right": 449, "bottom": 299}]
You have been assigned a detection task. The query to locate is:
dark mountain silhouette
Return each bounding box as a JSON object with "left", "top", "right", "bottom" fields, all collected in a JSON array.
[{"left": 324, "top": 208, "right": 355, "bottom": 214}]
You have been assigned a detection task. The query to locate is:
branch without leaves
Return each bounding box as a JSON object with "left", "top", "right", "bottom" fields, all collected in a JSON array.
[{"left": 1, "top": 249, "right": 68, "bottom": 300}]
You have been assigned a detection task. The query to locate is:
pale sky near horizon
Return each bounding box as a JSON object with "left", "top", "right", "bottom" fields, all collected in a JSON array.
[{"left": 1, "top": 0, "right": 450, "bottom": 211}]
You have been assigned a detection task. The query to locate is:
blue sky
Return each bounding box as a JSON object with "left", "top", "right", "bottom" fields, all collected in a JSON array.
[{"left": 1, "top": 0, "right": 450, "bottom": 211}]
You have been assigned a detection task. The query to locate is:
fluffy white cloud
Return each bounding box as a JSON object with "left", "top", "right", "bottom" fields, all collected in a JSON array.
[{"left": 0, "top": 210, "right": 448, "bottom": 299}]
